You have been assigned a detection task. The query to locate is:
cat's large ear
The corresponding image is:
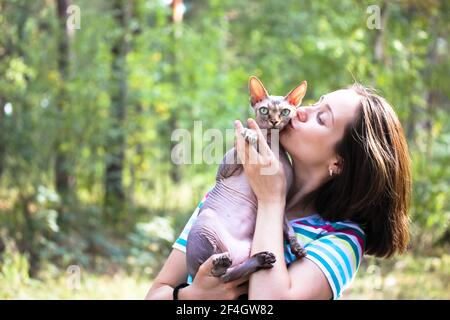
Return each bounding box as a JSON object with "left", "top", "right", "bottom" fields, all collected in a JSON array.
[
  {"left": 249, "top": 76, "right": 269, "bottom": 107},
  {"left": 284, "top": 81, "right": 307, "bottom": 107}
]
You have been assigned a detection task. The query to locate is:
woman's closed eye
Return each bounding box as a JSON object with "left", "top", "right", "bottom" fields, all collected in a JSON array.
[{"left": 316, "top": 112, "right": 325, "bottom": 125}]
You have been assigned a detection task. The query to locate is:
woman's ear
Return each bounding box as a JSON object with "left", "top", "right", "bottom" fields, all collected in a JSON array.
[{"left": 330, "top": 156, "right": 344, "bottom": 175}]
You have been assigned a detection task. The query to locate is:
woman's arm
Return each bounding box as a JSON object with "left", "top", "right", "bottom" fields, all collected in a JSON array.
[
  {"left": 145, "top": 249, "right": 189, "bottom": 299},
  {"left": 146, "top": 248, "right": 249, "bottom": 300},
  {"left": 146, "top": 249, "right": 238, "bottom": 300},
  {"left": 249, "top": 199, "right": 332, "bottom": 300},
  {"left": 235, "top": 119, "right": 332, "bottom": 300}
]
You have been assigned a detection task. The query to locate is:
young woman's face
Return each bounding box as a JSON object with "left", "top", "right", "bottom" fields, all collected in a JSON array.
[{"left": 280, "top": 89, "right": 361, "bottom": 171}]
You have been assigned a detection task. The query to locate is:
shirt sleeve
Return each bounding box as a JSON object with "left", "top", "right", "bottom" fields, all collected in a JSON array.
[
  {"left": 172, "top": 192, "right": 208, "bottom": 253},
  {"left": 303, "top": 226, "right": 365, "bottom": 299}
]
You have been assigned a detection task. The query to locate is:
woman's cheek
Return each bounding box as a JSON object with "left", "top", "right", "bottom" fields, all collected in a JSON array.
[{"left": 297, "top": 130, "right": 326, "bottom": 159}]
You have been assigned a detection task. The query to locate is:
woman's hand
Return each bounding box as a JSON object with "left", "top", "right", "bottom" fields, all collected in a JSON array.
[
  {"left": 234, "top": 118, "right": 287, "bottom": 204},
  {"left": 180, "top": 253, "right": 249, "bottom": 300}
]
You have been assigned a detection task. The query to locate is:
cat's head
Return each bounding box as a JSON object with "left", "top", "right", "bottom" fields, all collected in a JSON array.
[{"left": 249, "top": 76, "right": 307, "bottom": 130}]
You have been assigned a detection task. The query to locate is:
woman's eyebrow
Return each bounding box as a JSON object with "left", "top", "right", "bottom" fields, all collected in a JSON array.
[
  {"left": 324, "top": 103, "right": 335, "bottom": 125},
  {"left": 312, "top": 96, "right": 323, "bottom": 104}
]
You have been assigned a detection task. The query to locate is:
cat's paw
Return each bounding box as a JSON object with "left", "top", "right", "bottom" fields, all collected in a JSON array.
[
  {"left": 253, "top": 251, "right": 276, "bottom": 269},
  {"left": 241, "top": 128, "right": 258, "bottom": 146},
  {"left": 211, "top": 252, "right": 232, "bottom": 277},
  {"left": 290, "top": 237, "right": 307, "bottom": 259}
]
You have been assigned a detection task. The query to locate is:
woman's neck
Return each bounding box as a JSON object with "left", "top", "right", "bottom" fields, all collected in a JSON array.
[{"left": 285, "top": 160, "right": 325, "bottom": 220}]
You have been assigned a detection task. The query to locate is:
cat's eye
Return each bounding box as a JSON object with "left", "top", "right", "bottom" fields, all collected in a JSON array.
[
  {"left": 281, "top": 109, "right": 291, "bottom": 117},
  {"left": 259, "top": 107, "right": 269, "bottom": 115}
]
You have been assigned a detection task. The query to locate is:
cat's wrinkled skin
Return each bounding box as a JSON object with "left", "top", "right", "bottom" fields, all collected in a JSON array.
[{"left": 186, "top": 76, "right": 307, "bottom": 283}]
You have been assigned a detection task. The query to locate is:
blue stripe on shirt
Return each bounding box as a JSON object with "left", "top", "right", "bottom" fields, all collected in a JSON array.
[
  {"left": 307, "top": 244, "right": 348, "bottom": 288},
  {"left": 332, "top": 234, "right": 361, "bottom": 267},
  {"left": 176, "top": 238, "right": 187, "bottom": 247},
  {"left": 292, "top": 226, "right": 319, "bottom": 240},
  {"left": 320, "top": 238, "right": 353, "bottom": 280},
  {"left": 306, "top": 250, "right": 341, "bottom": 298}
]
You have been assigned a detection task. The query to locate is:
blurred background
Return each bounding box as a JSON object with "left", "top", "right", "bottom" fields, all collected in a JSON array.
[{"left": 0, "top": 0, "right": 448, "bottom": 299}]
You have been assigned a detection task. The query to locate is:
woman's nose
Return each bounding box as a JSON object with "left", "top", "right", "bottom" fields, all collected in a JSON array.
[{"left": 296, "top": 108, "right": 308, "bottom": 122}]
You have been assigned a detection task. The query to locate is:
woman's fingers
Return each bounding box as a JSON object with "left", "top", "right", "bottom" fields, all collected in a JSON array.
[
  {"left": 247, "top": 118, "right": 271, "bottom": 157},
  {"left": 245, "top": 119, "right": 272, "bottom": 169},
  {"left": 228, "top": 274, "right": 250, "bottom": 287},
  {"left": 234, "top": 282, "right": 249, "bottom": 298},
  {"left": 247, "top": 139, "right": 265, "bottom": 166},
  {"left": 235, "top": 119, "right": 273, "bottom": 171},
  {"left": 234, "top": 120, "right": 250, "bottom": 165},
  {"left": 235, "top": 120, "right": 264, "bottom": 163},
  {"left": 234, "top": 119, "right": 244, "bottom": 132},
  {"left": 228, "top": 276, "right": 249, "bottom": 298}
]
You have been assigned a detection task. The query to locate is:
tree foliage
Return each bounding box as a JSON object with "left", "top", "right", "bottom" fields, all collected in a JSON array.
[{"left": 0, "top": 0, "right": 448, "bottom": 278}]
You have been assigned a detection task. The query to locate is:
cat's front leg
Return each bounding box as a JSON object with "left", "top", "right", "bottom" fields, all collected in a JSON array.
[
  {"left": 283, "top": 217, "right": 306, "bottom": 259},
  {"left": 240, "top": 128, "right": 258, "bottom": 147}
]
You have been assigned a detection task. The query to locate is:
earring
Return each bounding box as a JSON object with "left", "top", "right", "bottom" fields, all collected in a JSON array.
[{"left": 329, "top": 169, "right": 333, "bottom": 177}]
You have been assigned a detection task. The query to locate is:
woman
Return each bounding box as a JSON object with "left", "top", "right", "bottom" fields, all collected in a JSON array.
[{"left": 145, "top": 83, "right": 411, "bottom": 300}]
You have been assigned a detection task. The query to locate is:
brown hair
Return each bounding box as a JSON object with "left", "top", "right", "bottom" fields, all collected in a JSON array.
[{"left": 307, "top": 84, "right": 412, "bottom": 258}]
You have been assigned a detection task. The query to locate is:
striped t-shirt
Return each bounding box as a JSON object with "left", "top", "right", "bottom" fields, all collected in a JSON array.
[{"left": 173, "top": 192, "right": 365, "bottom": 299}]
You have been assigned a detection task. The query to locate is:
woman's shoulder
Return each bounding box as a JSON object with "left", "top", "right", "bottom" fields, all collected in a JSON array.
[
  {"left": 292, "top": 213, "right": 364, "bottom": 234},
  {"left": 290, "top": 213, "right": 366, "bottom": 250},
  {"left": 291, "top": 214, "right": 366, "bottom": 300}
]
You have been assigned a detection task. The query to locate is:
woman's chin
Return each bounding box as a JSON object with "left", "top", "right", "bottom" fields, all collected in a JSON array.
[
  {"left": 281, "top": 121, "right": 294, "bottom": 135},
  {"left": 279, "top": 130, "right": 289, "bottom": 146}
]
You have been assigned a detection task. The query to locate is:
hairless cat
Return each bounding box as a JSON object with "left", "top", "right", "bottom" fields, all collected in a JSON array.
[{"left": 186, "top": 76, "right": 307, "bottom": 283}]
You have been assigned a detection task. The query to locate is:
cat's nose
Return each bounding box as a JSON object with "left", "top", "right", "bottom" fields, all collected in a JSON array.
[{"left": 270, "top": 120, "right": 280, "bottom": 126}]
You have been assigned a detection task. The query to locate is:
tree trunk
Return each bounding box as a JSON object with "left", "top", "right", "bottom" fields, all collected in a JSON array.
[
  {"left": 20, "top": 194, "right": 40, "bottom": 277},
  {"left": 167, "top": 0, "right": 184, "bottom": 183},
  {"left": 0, "top": 96, "right": 5, "bottom": 181},
  {"left": 128, "top": 3, "right": 143, "bottom": 205},
  {"left": 130, "top": 103, "right": 144, "bottom": 204},
  {"left": 104, "top": 0, "right": 129, "bottom": 227},
  {"left": 5, "top": 2, "right": 39, "bottom": 276},
  {"left": 423, "top": 15, "right": 440, "bottom": 158},
  {"left": 374, "top": 1, "right": 389, "bottom": 64},
  {"left": 55, "top": 0, "right": 73, "bottom": 203},
  {"left": 405, "top": 105, "right": 417, "bottom": 142}
]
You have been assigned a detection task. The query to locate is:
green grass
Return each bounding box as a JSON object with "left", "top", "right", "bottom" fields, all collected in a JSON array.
[
  {"left": 0, "top": 243, "right": 150, "bottom": 299},
  {"left": 0, "top": 271, "right": 150, "bottom": 300},
  {"left": 1, "top": 250, "right": 448, "bottom": 299},
  {"left": 342, "top": 252, "right": 450, "bottom": 300}
]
